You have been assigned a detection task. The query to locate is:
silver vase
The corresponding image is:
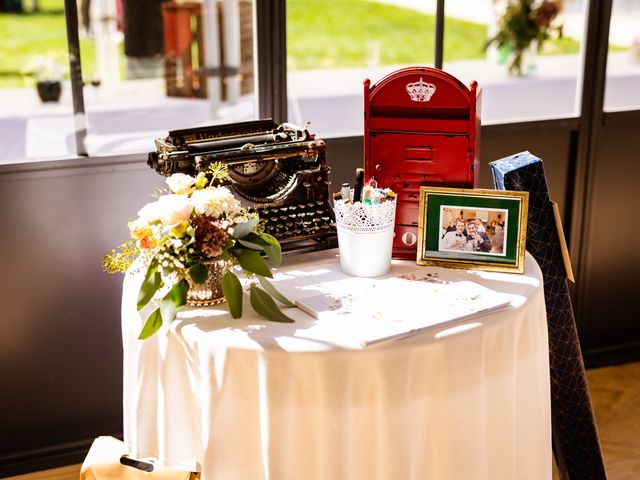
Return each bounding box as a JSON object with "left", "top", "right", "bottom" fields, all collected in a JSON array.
[{"left": 185, "top": 259, "right": 232, "bottom": 307}]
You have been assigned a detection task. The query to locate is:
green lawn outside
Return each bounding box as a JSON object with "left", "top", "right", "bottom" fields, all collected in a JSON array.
[
  {"left": 1, "top": 0, "right": 586, "bottom": 89},
  {"left": 0, "top": 0, "right": 96, "bottom": 88}
]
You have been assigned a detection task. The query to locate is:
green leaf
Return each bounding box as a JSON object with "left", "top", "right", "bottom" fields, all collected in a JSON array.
[
  {"left": 231, "top": 217, "right": 259, "bottom": 239},
  {"left": 160, "top": 298, "right": 177, "bottom": 326},
  {"left": 189, "top": 262, "right": 208, "bottom": 284},
  {"left": 169, "top": 278, "right": 189, "bottom": 305},
  {"left": 257, "top": 276, "right": 294, "bottom": 307},
  {"left": 159, "top": 279, "right": 189, "bottom": 324},
  {"left": 237, "top": 231, "right": 270, "bottom": 251},
  {"left": 232, "top": 249, "right": 273, "bottom": 278},
  {"left": 249, "top": 286, "right": 294, "bottom": 323},
  {"left": 237, "top": 238, "right": 266, "bottom": 250},
  {"left": 138, "top": 308, "right": 163, "bottom": 340},
  {"left": 259, "top": 233, "right": 282, "bottom": 267},
  {"left": 222, "top": 271, "right": 243, "bottom": 318},
  {"left": 137, "top": 261, "right": 162, "bottom": 311}
]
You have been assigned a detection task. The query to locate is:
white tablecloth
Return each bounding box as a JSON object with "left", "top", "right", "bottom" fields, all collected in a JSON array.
[{"left": 122, "top": 249, "right": 551, "bottom": 480}]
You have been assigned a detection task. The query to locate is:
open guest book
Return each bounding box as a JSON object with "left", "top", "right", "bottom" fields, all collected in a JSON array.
[{"left": 294, "top": 275, "right": 512, "bottom": 346}]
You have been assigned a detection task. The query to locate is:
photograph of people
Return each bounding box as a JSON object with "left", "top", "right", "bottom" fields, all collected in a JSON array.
[
  {"left": 465, "top": 219, "right": 492, "bottom": 253},
  {"left": 437, "top": 206, "right": 508, "bottom": 256},
  {"left": 440, "top": 218, "right": 467, "bottom": 251}
]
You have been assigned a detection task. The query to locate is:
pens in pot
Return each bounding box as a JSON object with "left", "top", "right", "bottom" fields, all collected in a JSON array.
[{"left": 352, "top": 168, "right": 365, "bottom": 203}]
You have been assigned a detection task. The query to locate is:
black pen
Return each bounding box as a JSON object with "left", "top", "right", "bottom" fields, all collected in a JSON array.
[{"left": 352, "top": 168, "right": 365, "bottom": 203}]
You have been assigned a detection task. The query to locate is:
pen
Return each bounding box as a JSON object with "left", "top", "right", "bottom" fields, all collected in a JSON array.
[
  {"left": 353, "top": 168, "right": 365, "bottom": 203},
  {"left": 340, "top": 182, "right": 351, "bottom": 202}
]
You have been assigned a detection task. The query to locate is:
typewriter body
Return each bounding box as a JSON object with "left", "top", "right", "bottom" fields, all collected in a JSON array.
[{"left": 148, "top": 120, "right": 337, "bottom": 254}]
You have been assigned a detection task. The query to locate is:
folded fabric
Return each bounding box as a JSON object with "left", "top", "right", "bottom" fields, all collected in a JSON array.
[{"left": 80, "top": 436, "right": 198, "bottom": 480}]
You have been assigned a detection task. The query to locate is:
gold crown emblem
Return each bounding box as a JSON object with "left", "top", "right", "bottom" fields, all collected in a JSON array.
[{"left": 405, "top": 78, "right": 436, "bottom": 102}]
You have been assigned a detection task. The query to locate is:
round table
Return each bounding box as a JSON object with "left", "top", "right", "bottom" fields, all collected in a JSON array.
[{"left": 122, "top": 249, "right": 551, "bottom": 480}]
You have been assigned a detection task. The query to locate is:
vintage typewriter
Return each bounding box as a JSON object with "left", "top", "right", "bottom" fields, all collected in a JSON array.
[{"left": 148, "top": 119, "right": 337, "bottom": 254}]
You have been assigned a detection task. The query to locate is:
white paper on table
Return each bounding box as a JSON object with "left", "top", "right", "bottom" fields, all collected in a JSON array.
[{"left": 295, "top": 277, "right": 513, "bottom": 346}]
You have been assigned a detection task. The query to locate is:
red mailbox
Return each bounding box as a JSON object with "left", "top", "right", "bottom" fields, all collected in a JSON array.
[{"left": 364, "top": 66, "right": 481, "bottom": 259}]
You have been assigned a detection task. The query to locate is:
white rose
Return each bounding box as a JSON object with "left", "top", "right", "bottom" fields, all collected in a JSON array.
[
  {"left": 166, "top": 173, "right": 196, "bottom": 194},
  {"left": 191, "top": 186, "right": 241, "bottom": 218},
  {"left": 137, "top": 200, "right": 163, "bottom": 222},
  {"left": 156, "top": 194, "right": 193, "bottom": 225}
]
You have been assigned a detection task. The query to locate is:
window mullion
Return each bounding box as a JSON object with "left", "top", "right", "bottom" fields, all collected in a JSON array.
[
  {"left": 255, "top": 0, "right": 287, "bottom": 123},
  {"left": 63, "top": 0, "right": 87, "bottom": 156}
]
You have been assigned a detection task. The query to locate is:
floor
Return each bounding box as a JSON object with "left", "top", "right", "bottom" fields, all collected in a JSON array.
[{"left": 6, "top": 361, "right": 640, "bottom": 480}]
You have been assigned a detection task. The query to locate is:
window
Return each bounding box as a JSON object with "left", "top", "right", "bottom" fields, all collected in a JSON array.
[
  {"left": 0, "top": 0, "right": 257, "bottom": 163},
  {"left": 0, "top": 0, "right": 76, "bottom": 162},
  {"left": 604, "top": 0, "right": 640, "bottom": 112},
  {"left": 286, "top": 0, "right": 590, "bottom": 135}
]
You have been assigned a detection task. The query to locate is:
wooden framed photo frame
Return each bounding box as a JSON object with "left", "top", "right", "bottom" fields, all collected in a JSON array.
[{"left": 417, "top": 187, "right": 529, "bottom": 273}]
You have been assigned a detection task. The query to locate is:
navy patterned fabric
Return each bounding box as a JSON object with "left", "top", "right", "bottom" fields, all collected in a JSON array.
[{"left": 490, "top": 152, "right": 607, "bottom": 480}]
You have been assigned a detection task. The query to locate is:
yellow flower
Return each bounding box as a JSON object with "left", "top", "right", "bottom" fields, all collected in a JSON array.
[
  {"left": 138, "top": 236, "right": 156, "bottom": 249},
  {"left": 129, "top": 218, "right": 152, "bottom": 240},
  {"left": 170, "top": 220, "right": 189, "bottom": 238},
  {"left": 195, "top": 171, "right": 208, "bottom": 189}
]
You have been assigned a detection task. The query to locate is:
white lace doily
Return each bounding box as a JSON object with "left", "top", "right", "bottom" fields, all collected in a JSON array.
[{"left": 334, "top": 199, "right": 396, "bottom": 233}]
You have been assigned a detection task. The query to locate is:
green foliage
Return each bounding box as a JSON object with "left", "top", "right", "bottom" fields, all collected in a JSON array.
[
  {"left": 231, "top": 217, "right": 259, "bottom": 240},
  {"left": 2, "top": 0, "right": 589, "bottom": 89},
  {"left": 237, "top": 232, "right": 282, "bottom": 267},
  {"left": 189, "top": 263, "right": 209, "bottom": 284},
  {"left": 222, "top": 270, "right": 243, "bottom": 318},
  {"left": 485, "top": 0, "right": 565, "bottom": 75},
  {"left": 0, "top": 0, "right": 99, "bottom": 88},
  {"left": 231, "top": 248, "right": 273, "bottom": 278},
  {"left": 139, "top": 308, "right": 163, "bottom": 340},
  {"left": 257, "top": 276, "right": 294, "bottom": 308},
  {"left": 159, "top": 279, "right": 188, "bottom": 324},
  {"left": 206, "top": 162, "right": 231, "bottom": 184},
  {"left": 101, "top": 240, "right": 137, "bottom": 274},
  {"left": 249, "top": 285, "right": 294, "bottom": 323},
  {"left": 288, "top": 0, "right": 487, "bottom": 69},
  {"left": 137, "top": 261, "right": 162, "bottom": 311}
]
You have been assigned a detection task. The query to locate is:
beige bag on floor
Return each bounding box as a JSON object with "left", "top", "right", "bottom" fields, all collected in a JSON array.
[{"left": 80, "top": 436, "right": 199, "bottom": 480}]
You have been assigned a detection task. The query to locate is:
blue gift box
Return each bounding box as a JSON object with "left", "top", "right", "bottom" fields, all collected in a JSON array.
[{"left": 490, "top": 151, "right": 606, "bottom": 480}]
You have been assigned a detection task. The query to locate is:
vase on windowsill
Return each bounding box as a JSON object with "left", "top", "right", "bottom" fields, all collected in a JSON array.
[
  {"left": 23, "top": 54, "right": 65, "bottom": 102},
  {"left": 498, "top": 41, "right": 539, "bottom": 77},
  {"left": 486, "top": 0, "right": 562, "bottom": 78},
  {"left": 36, "top": 80, "right": 62, "bottom": 102}
]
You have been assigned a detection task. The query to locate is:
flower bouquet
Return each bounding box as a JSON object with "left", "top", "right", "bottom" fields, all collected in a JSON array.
[
  {"left": 486, "top": 0, "right": 563, "bottom": 76},
  {"left": 103, "top": 166, "right": 294, "bottom": 340}
]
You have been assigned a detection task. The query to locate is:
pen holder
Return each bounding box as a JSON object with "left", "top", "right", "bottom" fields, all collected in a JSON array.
[{"left": 334, "top": 197, "right": 396, "bottom": 277}]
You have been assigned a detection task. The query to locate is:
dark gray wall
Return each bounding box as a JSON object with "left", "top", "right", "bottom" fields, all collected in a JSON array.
[
  {"left": 575, "top": 115, "right": 640, "bottom": 354},
  {"left": 0, "top": 157, "right": 164, "bottom": 473}
]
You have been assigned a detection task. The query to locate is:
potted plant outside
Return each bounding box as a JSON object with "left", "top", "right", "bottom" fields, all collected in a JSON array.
[
  {"left": 486, "top": 0, "right": 564, "bottom": 76},
  {"left": 23, "top": 54, "right": 65, "bottom": 102}
]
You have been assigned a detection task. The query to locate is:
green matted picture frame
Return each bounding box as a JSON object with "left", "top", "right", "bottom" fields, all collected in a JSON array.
[{"left": 417, "top": 187, "right": 529, "bottom": 273}]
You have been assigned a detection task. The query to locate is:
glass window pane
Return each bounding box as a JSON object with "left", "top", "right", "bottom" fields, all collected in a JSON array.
[
  {"left": 286, "top": 0, "right": 588, "bottom": 135},
  {"left": 0, "top": 0, "right": 257, "bottom": 163},
  {"left": 604, "top": 0, "right": 640, "bottom": 112},
  {"left": 78, "top": 0, "right": 256, "bottom": 157},
  {"left": 0, "top": 0, "right": 77, "bottom": 162}
]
